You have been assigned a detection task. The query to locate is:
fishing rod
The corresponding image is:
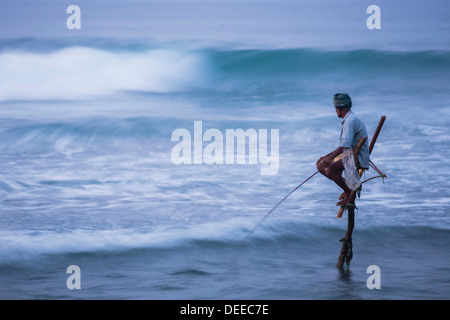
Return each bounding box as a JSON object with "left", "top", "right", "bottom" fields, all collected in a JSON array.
[
  {"left": 232, "top": 170, "right": 320, "bottom": 264},
  {"left": 231, "top": 167, "right": 386, "bottom": 264}
]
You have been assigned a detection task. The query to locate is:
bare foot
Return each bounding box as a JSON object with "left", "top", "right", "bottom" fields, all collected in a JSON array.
[{"left": 336, "top": 192, "right": 350, "bottom": 206}]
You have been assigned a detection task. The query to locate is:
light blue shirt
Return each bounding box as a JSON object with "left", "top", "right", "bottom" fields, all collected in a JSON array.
[{"left": 339, "top": 110, "right": 370, "bottom": 169}]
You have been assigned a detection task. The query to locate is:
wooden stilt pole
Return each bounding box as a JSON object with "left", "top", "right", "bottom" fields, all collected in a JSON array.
[
  {"left": 336, "top": 138, "right": 364, "bottom": 268},
  {"left": 336, "top": 116, "right": 386, "bottom": 268},
  {"left": 337, "top": 205, "right": 355, "bottom": 268}
]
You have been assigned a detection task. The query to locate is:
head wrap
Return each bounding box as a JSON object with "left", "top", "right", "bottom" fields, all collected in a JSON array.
[{"left": 333, "top": 93, "right": 352, "bottom": 109}]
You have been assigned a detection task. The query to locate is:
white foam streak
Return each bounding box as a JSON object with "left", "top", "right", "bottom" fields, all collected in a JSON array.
[
  {"left": 0, "top": 47, "right": 207, "bottom": 101},
  {"left": 0, "top": 218, "right": 250, "bottom": 263}
]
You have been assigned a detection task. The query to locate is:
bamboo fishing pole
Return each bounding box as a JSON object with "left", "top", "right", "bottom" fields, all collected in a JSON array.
[{"left": 232, "top": 170, "right": 320, "bottom": 264}]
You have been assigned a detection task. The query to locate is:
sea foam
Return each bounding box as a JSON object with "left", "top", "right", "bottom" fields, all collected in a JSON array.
[{"left": 0, "top": 47, "right": 208, "bottom": 101}]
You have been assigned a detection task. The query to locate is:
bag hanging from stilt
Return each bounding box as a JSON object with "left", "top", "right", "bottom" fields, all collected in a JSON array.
[{"left": 342, "top": 149, "right": 361, "bottom": 191}]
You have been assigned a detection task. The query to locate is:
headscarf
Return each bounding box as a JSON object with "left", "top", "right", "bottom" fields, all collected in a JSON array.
[{"left": 334, "top": 93, "right": 352, "bottom": 109}]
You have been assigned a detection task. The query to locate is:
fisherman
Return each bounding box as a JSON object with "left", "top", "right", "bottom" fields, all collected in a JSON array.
[{"left": 316, "top": 93, "right": 370, "bottom": 206}]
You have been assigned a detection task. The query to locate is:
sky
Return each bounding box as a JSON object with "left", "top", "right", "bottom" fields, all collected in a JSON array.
[{"left": 0, "top": 0, "right": 449, "bottom": 50}]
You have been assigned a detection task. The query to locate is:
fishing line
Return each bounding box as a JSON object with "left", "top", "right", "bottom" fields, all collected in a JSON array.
[{"left": 231, "top": 170, "right": 320, "bottom": 264}]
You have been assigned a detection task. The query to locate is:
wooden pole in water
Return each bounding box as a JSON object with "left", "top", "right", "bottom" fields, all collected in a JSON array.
[
  {"left": 336, "top": 193, "right": 356, "bottom": 268},
  {"left": 336, "top": 116, "right": 386, "bottom": 268},
  {"left": 336, "top": 137, "right": 365, "bottom": 268}
]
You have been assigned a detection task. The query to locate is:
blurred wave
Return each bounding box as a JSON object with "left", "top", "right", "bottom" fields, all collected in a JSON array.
[
  {"left": 1, "top": 44, "right": 449, "bottom": 101},
  {"left": 1, "top": 215, "right": 448, "bottom": 265},
  {"left": 0, "top": 46, "right": 209, "bottom": 101}
]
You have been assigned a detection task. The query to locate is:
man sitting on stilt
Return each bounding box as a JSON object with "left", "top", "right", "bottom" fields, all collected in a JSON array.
[{"left": 316, "top": 93, "right": 370, "bottom": 206}]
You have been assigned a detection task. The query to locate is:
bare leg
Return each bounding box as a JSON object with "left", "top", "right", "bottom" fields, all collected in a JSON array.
[{"left": 321, "top": 160, "right": 351, "bottom": 206}]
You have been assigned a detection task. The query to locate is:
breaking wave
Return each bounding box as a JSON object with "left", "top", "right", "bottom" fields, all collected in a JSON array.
[
  {"left": 1, "top": 41, "right": 449, "bottom": 101},
  {"left": 0, "top": 46, "right": 209, "bottom": 101}
]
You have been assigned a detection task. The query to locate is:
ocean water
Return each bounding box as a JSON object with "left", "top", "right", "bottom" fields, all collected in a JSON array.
[{"left": 0, "top": 0, "right": 450, "bottom": 300}]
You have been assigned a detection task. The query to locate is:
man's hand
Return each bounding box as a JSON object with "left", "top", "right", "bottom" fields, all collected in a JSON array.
[
  {"left": 316, "top": 156, "right": 331, "bottom": 171},
  {"left": 316, "top": 147, "right": 346, "bottom": 171}
]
